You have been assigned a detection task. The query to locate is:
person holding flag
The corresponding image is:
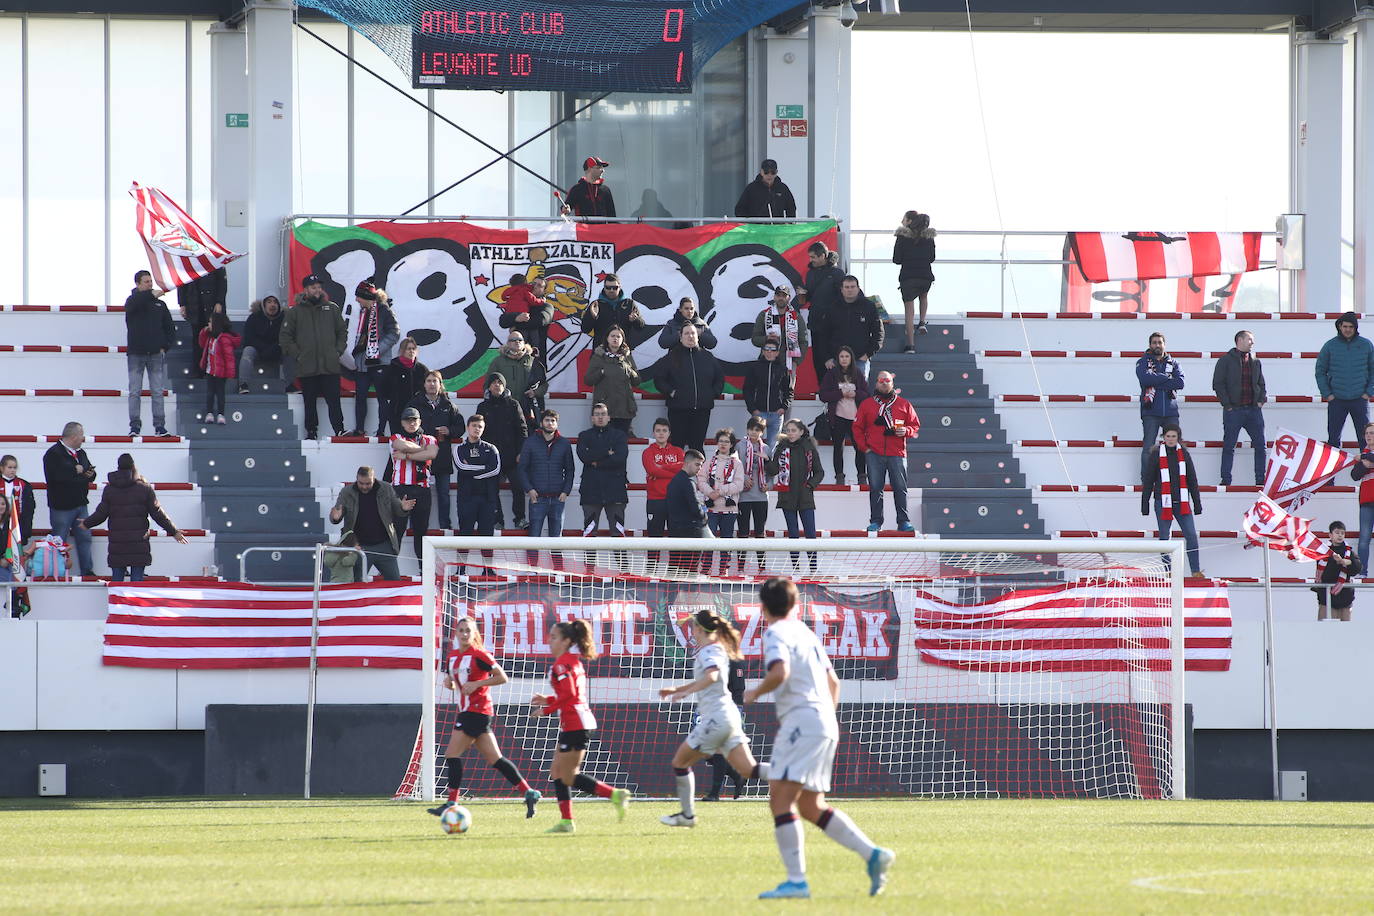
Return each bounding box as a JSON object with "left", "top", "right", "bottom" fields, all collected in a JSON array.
[
  {"left": 0, "top": 493, "right": 21, "bottom": 583},
  {"left": 1141, "top": 424, "right": 1204, "bottom": 578},
  {"left": 1313, "top": 521, "right": 1361, "bottom": 621},
  {"left": 1351, "top": 423, "right": 1374, "bottom": 572}
]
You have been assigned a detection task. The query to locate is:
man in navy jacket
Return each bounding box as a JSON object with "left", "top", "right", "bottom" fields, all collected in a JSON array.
[
  {"left": 577, "top": 403, "right": 629, "bottom": 536},
  {"left": 516, "top": 409, "right": 576, "bottom": 537}
]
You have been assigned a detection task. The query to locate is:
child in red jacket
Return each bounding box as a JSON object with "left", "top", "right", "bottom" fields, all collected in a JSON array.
[{"left": 198, "top": 312, "right": 241, "bottom": 424}]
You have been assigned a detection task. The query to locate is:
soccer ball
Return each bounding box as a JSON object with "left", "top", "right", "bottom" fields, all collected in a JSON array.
[{"left": 440, "top": 805, "right": 472, "bottom": 835}]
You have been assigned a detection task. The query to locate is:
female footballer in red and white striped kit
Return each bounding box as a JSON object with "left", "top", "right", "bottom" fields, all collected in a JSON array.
[
  {"left": 529, "top": 618, "right": 632, "bottom": 833},
  {"left": 426, "top": 616, "right": 542, "bottom": 819}
]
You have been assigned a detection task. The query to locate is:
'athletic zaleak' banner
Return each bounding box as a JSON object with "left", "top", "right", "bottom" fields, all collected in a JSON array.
[
  {"left": 1068, "top": 231, "right": 1262, "bottom": 284},
  {"left": 289, "top": 219, "right": 839, "bottom": 395}
]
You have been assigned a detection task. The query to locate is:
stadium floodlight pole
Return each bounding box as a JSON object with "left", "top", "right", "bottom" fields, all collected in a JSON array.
[
  {"left": 420, "top": 536, "right": 439, "bottom": 802},
  {"left": 304, "top": 544, "right": 324, "bottom": 800}
]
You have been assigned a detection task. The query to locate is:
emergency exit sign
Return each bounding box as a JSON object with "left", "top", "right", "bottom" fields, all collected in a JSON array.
[
  {"left": 226, "top": 113, "right": 249, "bottom": 128},
  {"left": 775, "top": 104, "right": 803, "bottom": 118}
]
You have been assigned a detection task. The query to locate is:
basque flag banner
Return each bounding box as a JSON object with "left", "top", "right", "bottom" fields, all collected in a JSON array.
[
  {"left": 129, "top": 182, "right": 243, "bottom": 290},
  {"left": 103, "top": 581, "right": 422, "bottom": 669},
  {"left": 1261, "top": 428, "right": 1355, "bottom": 513},
  {"left": 1068, "top": 231, "right": 1262, "bottom": 283},
  {"left": 1241, "top": 494, "right": 1327, "bottom": 562},
  {"left": 911, "top": 579, "right": 1231, "bottom": 672}
]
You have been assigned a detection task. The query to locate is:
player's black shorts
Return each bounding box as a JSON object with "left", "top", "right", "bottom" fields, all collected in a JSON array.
[
  {"left": 557, "top": 729, "right": 593, "bottom": 752},
  {"left": 454, "top": 711, "right": 491, "bottom": 737}
]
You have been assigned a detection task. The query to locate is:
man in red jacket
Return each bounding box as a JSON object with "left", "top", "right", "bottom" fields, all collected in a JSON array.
[
  {"left": 853, "top": 371, "right": 919, "bottom": 533},
  {"left": 642, "top": 417, "right": 685, "bottom": 537}
]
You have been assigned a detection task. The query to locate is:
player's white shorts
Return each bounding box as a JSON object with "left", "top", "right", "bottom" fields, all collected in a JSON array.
[
  {"left": 768, "top": 726, "right": 838, "bottom": 793},
  {"left": 687, "top": 712, "right": 748, "bottom": 756}
]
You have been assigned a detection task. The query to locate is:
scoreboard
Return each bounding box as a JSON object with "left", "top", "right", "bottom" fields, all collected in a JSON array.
[{"left": 412, "top": 1, "right": 693, "bottom": 92}]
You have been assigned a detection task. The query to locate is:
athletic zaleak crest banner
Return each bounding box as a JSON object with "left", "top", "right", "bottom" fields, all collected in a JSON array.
[{"left": 290, "top": 219, "right": 839, "bottom": 395}]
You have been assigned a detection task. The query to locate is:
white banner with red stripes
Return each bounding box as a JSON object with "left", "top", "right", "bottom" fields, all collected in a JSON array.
[
  {"left": 911, "top": 579, "right": 1231, "bottom": 672},
  {"left": 1241, "top": 494, "right": 1327, "bottom": 562},
  {"left": 129, "top": 182, "right": 243, "bottom": 290},
  {"left": 103, "top": 582, "right": 422, "bottom": 669},
  {"left": 1261, "top": 428, "right": 1355, "bottom": 514},
  {"left": 1068, "top": 231, "right": 1262, "bottom": 283}
]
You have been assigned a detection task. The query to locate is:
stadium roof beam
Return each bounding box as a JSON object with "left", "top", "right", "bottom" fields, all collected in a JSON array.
[{"left": 854, "top": 1, "right": 1322, "bottom": 34}]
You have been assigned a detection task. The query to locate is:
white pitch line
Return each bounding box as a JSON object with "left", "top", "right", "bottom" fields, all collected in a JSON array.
[{"left": 1130, "top": 869, "right": 1259, "bottom": 895}]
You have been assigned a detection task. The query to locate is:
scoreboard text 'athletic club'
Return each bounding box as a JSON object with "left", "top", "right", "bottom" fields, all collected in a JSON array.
[{"left": 412, "top": 1, "right": 693, "bottom": 92}]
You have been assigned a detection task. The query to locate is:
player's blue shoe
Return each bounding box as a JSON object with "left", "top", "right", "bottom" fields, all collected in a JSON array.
[
  {"left": 867, "top": 847, "right": 896, "bottom": 896},
  {"left": 758, "top": 880, "right": 811, "bottom": 899}
]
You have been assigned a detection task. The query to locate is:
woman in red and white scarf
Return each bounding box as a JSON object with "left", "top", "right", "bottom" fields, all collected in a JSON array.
[
  {"left": 696, "top": 428, "right": 744, "bottom": 574},
  {"left": 1140, "top": 425, "right": 1204, "bottom": 577},
  {"left": 765, "top": 418, "right": 824, "bottom": 574}
]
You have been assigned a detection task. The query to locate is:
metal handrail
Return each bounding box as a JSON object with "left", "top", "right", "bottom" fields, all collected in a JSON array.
[{"left": 239, "top": 545, "right": 366, "bottom": 585}]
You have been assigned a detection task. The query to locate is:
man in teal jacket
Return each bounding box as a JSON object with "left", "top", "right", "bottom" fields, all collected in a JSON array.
[{"left": 1315, "top": 312, "right": 1374, "bottom": 446}]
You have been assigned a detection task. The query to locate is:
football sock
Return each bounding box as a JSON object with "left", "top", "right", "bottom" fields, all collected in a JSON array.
[
  {"left": 773, "top": 812, "right": 806, "bottom": 884},
  {"left": 750, "top": 762, "right": 770, "bottom": 781},
  {"left": 572, "top": 773, "right": 614, "bottom": 798},
  {"left": 493, "top": 757, "right": 531, "bottom": 793},
  {"left": 445, "top": 757, "right": 463, "bottom": 802},
  {"left": 816, "top": 807, "right": 877, "bottom": 860},
  {"left": 554, "top": 779, "right": 573, "bottom": 820},
  {"left": 674, "top": 767, "right": 695, "bottom": 818}
]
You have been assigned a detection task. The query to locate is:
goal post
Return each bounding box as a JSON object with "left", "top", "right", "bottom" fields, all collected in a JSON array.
[{"left": 404, "top": 536, "right": 1188, "bottom": 802}]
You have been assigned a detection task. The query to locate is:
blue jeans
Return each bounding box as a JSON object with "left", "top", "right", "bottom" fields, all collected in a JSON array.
[
  {"left": 352, "top": 364, "right": 388, "bottom": 434},
  {"left": 1327, "top": 397, "right": 1369, "bottom": 447},
  {"left": 782, "top": 508, "right": 817, "bottom": 572},
  {"left": 0, "top": 564, "right": 13, "bottom": 582},
  {"left": 754, "top": 410, "right": 783, "bottom": 446},
  {"left": 1359, "top": 503, "right": 1374, "bottom": 573},
  {"left": 528, "top": 495, "right": 566, "bottom": 537},
  {"left": 48, "top": 505, "right": 93, "bottom": 575},
  {"left": 111, "top": 566, "right": 146, "bottom": 582},
  {"left": 431, "top": 473, "right": 452, "bottom": 529},
  {"left": 1140, "top": 415, "right": 1174, "bottom": 478},
  {"left": 864, "top": 452, "right": 910, "bottom": 527},
  {"left": 1154, "top": 498, "right": 1201, "bottom": 575},
  {"left": 1219, "top": 406, "right": 1266, "bottom": 485},
  {"left": 126, "top": 352, "right": 167, "bottom": 430},
  {"left": 361, "top": 541, "right": 401, "bottom": 581}
]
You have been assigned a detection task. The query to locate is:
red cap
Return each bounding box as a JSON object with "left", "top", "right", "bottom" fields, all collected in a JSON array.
[{"left": 583, "top": 156, "right": 610, "bottom": 169}]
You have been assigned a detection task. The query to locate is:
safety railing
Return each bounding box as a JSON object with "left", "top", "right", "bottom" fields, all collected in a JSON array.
[{"left": 238, "top": 545, "right": 366, "bottom": 586}]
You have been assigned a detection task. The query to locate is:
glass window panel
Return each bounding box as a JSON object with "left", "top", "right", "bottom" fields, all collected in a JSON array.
[
  {"left": 293, "top": 22, "right": 349, "bottom": 216},
  {"left": 27, "top": 17, "right": 106, "bottom": 304},
  {"left": 430, "top": 87, "right": 510, "bottom": 218},
  {"left": 511, "top": 91, "right": 554, "bottom": 218},
  {"left": 0, "top": 18, "right": 24, "bottom": 303},
  {"left": 190, "top": 19, "right": 213, "bottom": 231},
  {"left": 351, "top": 35, "right": 427, "bottom": 216}
]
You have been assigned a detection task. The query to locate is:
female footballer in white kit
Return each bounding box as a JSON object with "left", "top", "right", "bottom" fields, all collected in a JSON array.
[
  {"left": 743, "top": 577, "right": 896, "bottom": 899},
  {"left": 657, "top": 608, "right": 769, "bottom": 828}
]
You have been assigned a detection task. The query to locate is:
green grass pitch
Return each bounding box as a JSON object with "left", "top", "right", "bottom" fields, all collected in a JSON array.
[{"left": 3, "top": 796, "right": 1373, "bottom": 912}]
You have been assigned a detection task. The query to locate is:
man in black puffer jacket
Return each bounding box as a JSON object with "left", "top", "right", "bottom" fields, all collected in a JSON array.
[
  {"left": 475, "top": 372, "right": 529, "bottom": 529},
  {"left": 734, "top": 159, "right": 797, "bottom": 220},
  {"left": 798, "top": 243, "right": 846, "bottom": 382},
  {"left": 238, "top": 295, "right": 293, "bottom": 394},
  {"left": 819, "top": 275, "right": 884, "bottom": 381},
  {"left": 576, "top": 403, "right": 629, "bottom": 537},
  {"left": 743, "top": 339, "right": 794, "bottom": 444}
]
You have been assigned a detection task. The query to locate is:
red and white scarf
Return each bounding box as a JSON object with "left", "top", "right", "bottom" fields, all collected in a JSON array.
[
  {"left": 1158, "top": 445, "right": 1192, "bottom": 520},
  {"left": 762, "top": 306, "right": 802, "bottom": 365},
  {"left": 1317, "top": 545, "right": 1353, "bottom": 596},
  {"left": 873, "top": 389, "right": 900, "bottom": 428},
  {"left": 741, "top": 439, "right": 767, "bottom": 489},
  {"left": 775, "top": 442, "right": 813, "bottom": 492},
  {"left": 1140, "top": 355, "right": 1178, "bottom": 408},
  {"left": 358, "top": 305, "right": 381, "bottom": 360},
  {"left": 706, "top": 453, "right": 736, "bottom": 487}
]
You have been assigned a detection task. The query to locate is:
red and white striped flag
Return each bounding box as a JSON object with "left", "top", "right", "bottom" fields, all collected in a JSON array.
[
  {"left": 2, "top": 496, "right": 24, "bottom": 582},
  {"left": 129, "top": 182, "right": 243, "bottom": 290},
  {"left": 1261, "top": 428, "right": 1355, "bottom": 513},
  {"left": 1069, "top": 231, "right": 1262, "bottom": 284},
  {"left": 102, "top": 581, "right": 422, "bottom": 669},
  {"left": 1241, "top": 494, "right": 1327, "bottom": 562},
  {"left": 911, "top": 579, "right": 1231, "bottom": 672}
]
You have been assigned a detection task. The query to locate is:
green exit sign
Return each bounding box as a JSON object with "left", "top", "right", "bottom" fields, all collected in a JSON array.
[
  {"left": 226, "top": 113, "right": 249, "bottom": 128},
  {"left": 775, "top": 104, "right": 803, "bottom": 118}
]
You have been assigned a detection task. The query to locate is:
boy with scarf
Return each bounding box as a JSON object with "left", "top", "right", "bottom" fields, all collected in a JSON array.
[
  {"left": 1140, "top": 424, "right": 1204, "bottom": 578},
  {"left": 1314, "top": 521, "right": 1362, "bottom": 621}
]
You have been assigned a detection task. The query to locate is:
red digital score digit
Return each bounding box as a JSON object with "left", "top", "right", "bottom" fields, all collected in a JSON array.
[{"left": 663, "top": 9, "right": 685, "bottom": 83}]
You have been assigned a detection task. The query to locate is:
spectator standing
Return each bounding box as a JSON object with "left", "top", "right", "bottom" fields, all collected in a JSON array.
[
  {"left": 1314, "top": 521, "right": 1361, "bottom": 621},
  {"left": 453, "top": 414, "right": 502, "bottom": 537},
  {"left": 736, "top": 416, "right": 772, "bottom": 567},
  {"left": 124, "top": 270, "right": 176, "bottom": 437},
  {"left": 328, "top": 466, "right": 415, "bottom": 581},
  {"left": 198, "top": 312, "right": 241, "bottom": 425},
  {"left": 386, "top": 407, "right": 439, "bottom": 562},
  {"left": 238, "top": 296, "right": 294, "bottom": 394},
  {"left": 1140, "top": 425, "right": 1204, "bottom": 578},
  {"left": 407, "top": 371, "right": 461, "bottom": 532},
  {"left": 0, "top": 455, "right": 36, "bottom": 542},
  {"left": 476, "top": 372, "right": 529, "bottom": 529},
  {"left": 563, "top": 156, "right": 616, "bottom": 218},
  {"left": 582, "top": 274, "right": 645, "bottom": 350},
  {"left": 765, "top": 419, "right": 824, "bottom": 572},
  {"left": 657, "top": 297, "right": 719, "bottom": 351},
  {"left": 177, "top": 266, "right": 226, "bottom": 377},
  {"left": 853, "top": 371, "right": 919, "bottom": 532},
  {"left": 345, "top": 282, "right": 400, "bottom": 437},
  {"left": 734, "top": 158, "right": 797, "bottom": 220},
  {"left": 576, "top": 403, "right": 629, "bottom": 536},
  {"left": 796, "top": 242, "right": 846, "bottom": 383},
  {"left": 1315, "top": 311, "right": 1374, "bottom": 447},
  {"left": 0, "top": 494, "right": 16, "bottom": 583},
  {"left": 323, "top": 531, "right": 361, "bottom": 584},
  {"left": 659, "top": 324, "right": 725, "bottom": 451},
  {"left": 382, "top": 337, "right": 429, "bottom": 438},
  {"left": 667, "top": 449, "right": 711, "bottom": 538},
  {"left": 1349, "top": 422, "right": 1374, "bottom": 571},
  {"left": 499, "top": 275, "right": 556, "bottom": 366},
  {"left": 1135, "top": 332, "right": 1185, "bottom": 474},
  {"left": 643, "top": 418, "right": 684, "bottom": 538},
  {"left": 697, "top": 428, "right": 744, "bottom": 572},
  {"left": 892, "top": 210, "right": 937, "bottom": 351},
  {"left": 42, "top": 421, "right": 96, "bottom": 577},
  {"left": 517, "top": 409, "right": 576, "bottom": 538},
  {"left": 489, "top": 331, "right": 548, "bottom": 426},
  {"left": 751, "top": 285, "right": 808, "bottom": 372},
  {"left": 281, "top": 274, "right": 348, "bottom": 440},
  {"left": 1212, "top": 329, "right": 1269, "bottom": 487},
  {"left": 818, "top": 276, "right": 883, "bottom": 381},
  {"left": 743, "top": 338, "right": 793, "bottom": 445},
  {"left": 82, "top": 453, "right": 189, "bottom": 581},
  {"left": 818, "top": 346, "right": 871, "bottom": 486},
  {"left": 583, "top": 325, "right": 640, "bottom": 434}
]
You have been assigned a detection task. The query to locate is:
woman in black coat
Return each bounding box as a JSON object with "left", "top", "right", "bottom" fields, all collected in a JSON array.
[
  {"left": 893, "top": 210, "right": 937, "bottom": 351},
  {"left": 381, "top": 337, "right": 430, "bottom": 436},
  {"left": 83, "top": 453, "right": 188, "bottom": 581}
]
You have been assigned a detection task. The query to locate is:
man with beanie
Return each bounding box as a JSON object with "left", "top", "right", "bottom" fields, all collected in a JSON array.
[
  {"left": 563, "top": 155, "right": 616, "bottom": 218},
  {"left": 735, "top": 158, "right": 797, "bottom": 220},
  {"left": 852, "top": 371, "right": 919, "bottom": 533},
  {"left": 124, "top": 270, "right": 176, "bottom": 437},
  {"left": 344, "top": 280, "right": 400, "bottom": 437},
  {"left": 1316, "top": 311, "right": 1374, "bottom": 446},
  {"left": 476, "top": 372, "right": 529, "bottom": 529},
  {"left": 281, "top": 273, "right": 348, "bottom": 440}
]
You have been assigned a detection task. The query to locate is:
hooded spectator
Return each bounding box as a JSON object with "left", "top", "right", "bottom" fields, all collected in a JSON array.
[{"left": 239, "top": 295, "right": 295, "bottom": 394}]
